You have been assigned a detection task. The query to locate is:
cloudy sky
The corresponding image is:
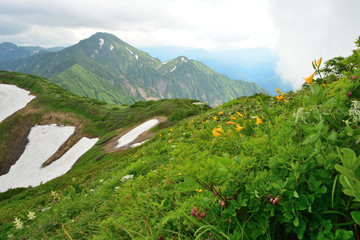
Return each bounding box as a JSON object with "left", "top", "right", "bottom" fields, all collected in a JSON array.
[{"left": 1, "top": 0, "right": 359, "bottom": 89}]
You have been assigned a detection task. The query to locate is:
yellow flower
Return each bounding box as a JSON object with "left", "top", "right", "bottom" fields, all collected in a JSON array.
[
  {"left": 303, "top": 72, "right": 315, "bottom": 84},
  {"left": 226, "top": 121, "right": 236, "bottom": 125},
  {"left": 178, "top": 173, "right": 182, "bottom": 176},
  {"left": 322, "top": 83, "right": 326, "bottom": 87},
  {"left": 275, "top": 88, "right": 280, "bottom": 93},
  {"left": 230, "top": 114, "right": 236, "bottom": 120},
  {"left": 276, "top": 95, "right": 282, "bottom": 102},
  {"left": 135, "top": 155, "right": 138, "bottom": 157},
  {"left": 169, "top": 140, "right": 172, "bottom": 143},
  {"left": 218, "top": 111, "right": 224, "bottom": 115},
  {"left": 213, "top": 116, "right": 217, "bottom": 121},
  {"left": 235, "top": 124, "right": 244, "bottom": 132},
  {"left": 170, "top": 129, "right": 173, "bottom": 131},
  {"left": 213, "top": 128, "right": 223, "bottom": 137},
  {"left": 256, "top": 116, "right": 263, "bottom": 125},
  {"left": 198, "top": 189, "right": 203, "bottom": 193},
  {"left": 159, "top": 134, "right": 162, "bottom": 137},
  {"left": 196, "top": 189, "right": 199, "bottom": 192},
  {"left": 236, "top": 112, "right": 243, "bottom": 117}
]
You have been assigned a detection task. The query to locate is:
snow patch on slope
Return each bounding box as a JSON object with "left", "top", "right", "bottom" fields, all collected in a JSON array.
[
  {"left": 110, "top": 44, "right": 114, "bottom": 51},
  {"left": 99, "top": 38, "right": 104, "bottom": 49},
  {"left": 0, "top": 84, "right": 35, "bottom": 123},
  {"left": 116, "top": 119, "right": 159, "bottom": 148},
  {"left": 0, "top": 124, "right": 98, "bottom": 192},
  {"left": 170, "top": 66, "right": 177, "bottom": 72},
  {"left": 125, "top": 47, "right": 133, "bottom": 55}
]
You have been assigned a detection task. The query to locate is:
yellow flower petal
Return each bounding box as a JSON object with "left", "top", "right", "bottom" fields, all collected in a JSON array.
[
  {"left": 235, "top": 124, "right": 244, "bottom": 132},
  {"left": 213, "top": 116, "right": 217, "bottom": 121},
  {"left": 213, "top": 128, "right": 222, "bottom": 137},
  {"left": 218, "top": 111, "right": 224, "bottom": 115},
  {"left": 226, "top": 121, "right": 236, "bottom": 125},
  {"left": 230, "top": 114, "right": 236, "bottom": 120},
  {"left": 275, "top": 88, "right": 280, "bottom": 93},
  {"left": 256, "top": 116, "right": 263, "bottom": 125},
  {"left": 303, "top": 72, "right": 315, "bottom": 84},
  {"left": 236, "top": 112, "right": 243, "bottom": 117}
]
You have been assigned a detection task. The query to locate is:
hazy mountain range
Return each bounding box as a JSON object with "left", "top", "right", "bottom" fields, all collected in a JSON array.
[{"left": 0, "top": 33, "right": 270, "bottom": 106}]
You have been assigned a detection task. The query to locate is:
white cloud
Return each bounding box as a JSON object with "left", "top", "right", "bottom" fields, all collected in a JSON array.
[
  {"left": 268, "top": 0, "right": 360, "bottom": 89},
  {"left": 0, "top": 0, "right": 359, "bottom": 90}
]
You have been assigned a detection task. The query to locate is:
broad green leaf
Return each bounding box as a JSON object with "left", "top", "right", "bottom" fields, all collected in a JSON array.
[
  {"left": 293, "top": 216, "right": 299, "bottom": 227},
  {"left": 351, "top": 211, "right": 360, "bottom": 224},
  {"left": 341, "top": 148, "right": 357, "bottom": 169},
  {"left": 354, "top": 191, "right": 360, "bottom": 202},
  {"left": 327, "top": 131, "right": 338, "bottom": 141}
]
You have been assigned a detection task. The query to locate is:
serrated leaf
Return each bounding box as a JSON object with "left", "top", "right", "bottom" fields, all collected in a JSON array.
[
  {"left": 327, "top": 131, "right": 338, "bottom": 141},
  {"left": 335, "top": 164, "right": 355, "bottom": 179},
  {"left": 351, "top": 211, "right": 360, "bottom": 224},
  {"left": 303, "top": 134, "right": 319, "bottom": 145}
]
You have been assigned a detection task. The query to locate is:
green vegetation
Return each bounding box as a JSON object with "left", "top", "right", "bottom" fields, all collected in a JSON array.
[{"left": 2, "top": 37, "right": 360, "bottom": 239}]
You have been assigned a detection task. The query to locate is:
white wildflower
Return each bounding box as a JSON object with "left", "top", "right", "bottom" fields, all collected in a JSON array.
[
  {"left": 13, "top": 217, "right": 23, "bottom": 229},
  {"left": 121, "top": 174, "right": 134, "bottom": 182},
  {"left": 349, "top": 100, "right": 360, "bottom": 122},
  {"left": 27, "top": 211, "right": 36, "bottom": 221}
]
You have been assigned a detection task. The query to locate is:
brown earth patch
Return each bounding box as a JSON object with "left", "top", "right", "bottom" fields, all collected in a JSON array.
[{"left": 104, "top": 116, "right": 167, "bottom": 152}]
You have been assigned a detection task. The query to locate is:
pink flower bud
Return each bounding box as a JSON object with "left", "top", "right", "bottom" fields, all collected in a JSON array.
[
  {"left": 348, "top": 91, "right": 353, "bottom": 97},
  {"left": 200, "top": 212, "right": 206, "bottom": 218},
  {"left": 270, "top": 198, "right": 273, "bottom": 203},
  {"left": 274, "top": 197, "right": 279, "bottom": 203},
  {"left": 191, "top": 210, "right": 195, "bottom": 216},
  {"left": 209, "top": 233, "right": 213, "bottom": 237},
  {"left": 221, "top": 202, "right": 225, "bottom": 207},
  {"left": 350, "top": 76, "right": 356, "bottom": 80},
  {"left": 214, "top": 191, "right": 218, "bottom": 195}
]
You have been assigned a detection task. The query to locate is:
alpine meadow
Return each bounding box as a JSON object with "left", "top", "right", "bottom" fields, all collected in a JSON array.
[{"left": 1, "top": 29, "right": 360, "bottom": 240}]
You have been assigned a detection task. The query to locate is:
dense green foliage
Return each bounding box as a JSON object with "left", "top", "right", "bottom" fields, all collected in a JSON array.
[
  {"left": 0, "top": 32, "right": 269, "bottom": 107},
  {"left": 2, "top": 37, "right": 360, "bottom": 239}
]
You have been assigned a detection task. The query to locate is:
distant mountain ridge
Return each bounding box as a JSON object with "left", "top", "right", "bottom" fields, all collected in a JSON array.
[
  {"left": 0, "top": 32, "right": 269, "bottom": 106},
  {"left": 0, "top": 42, "right": 64, "bottom": 61},
  {"left": 142, "top": 46, "right": 292, "bottom": 94}
]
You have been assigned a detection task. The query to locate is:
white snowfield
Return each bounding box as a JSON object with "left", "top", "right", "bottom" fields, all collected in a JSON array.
[
  {"left": 116, "top": 119, "right": 159, "bottom": 148},
  {"left": 0, "top": 84, "right": 35, "bottom": 123},
  {"left": 0, "top": 124, "right": 98, "bottom": 192}
]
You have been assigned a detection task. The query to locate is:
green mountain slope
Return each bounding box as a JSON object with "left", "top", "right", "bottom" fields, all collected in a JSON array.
[
  {"left": 2, "top": 36, "right": 360, "bottom": 239},
  {"left": 0, "top": 32, "right": 269, "bottom": 106}
]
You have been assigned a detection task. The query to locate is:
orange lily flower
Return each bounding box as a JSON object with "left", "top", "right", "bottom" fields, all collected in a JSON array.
[
  {"left": 235, "top": 124, "right": 244, "bottom": 132},
  {"left": 303, "top": 72, "right": 315, "bottom": 84},
  {"left": 256, "top": 116, "right": 263, "bottom": 125}
]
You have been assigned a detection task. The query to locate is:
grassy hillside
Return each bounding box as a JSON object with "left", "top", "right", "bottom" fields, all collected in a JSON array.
[{"left": 2, "top": 37, "right": 360, "bottom": 239}]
